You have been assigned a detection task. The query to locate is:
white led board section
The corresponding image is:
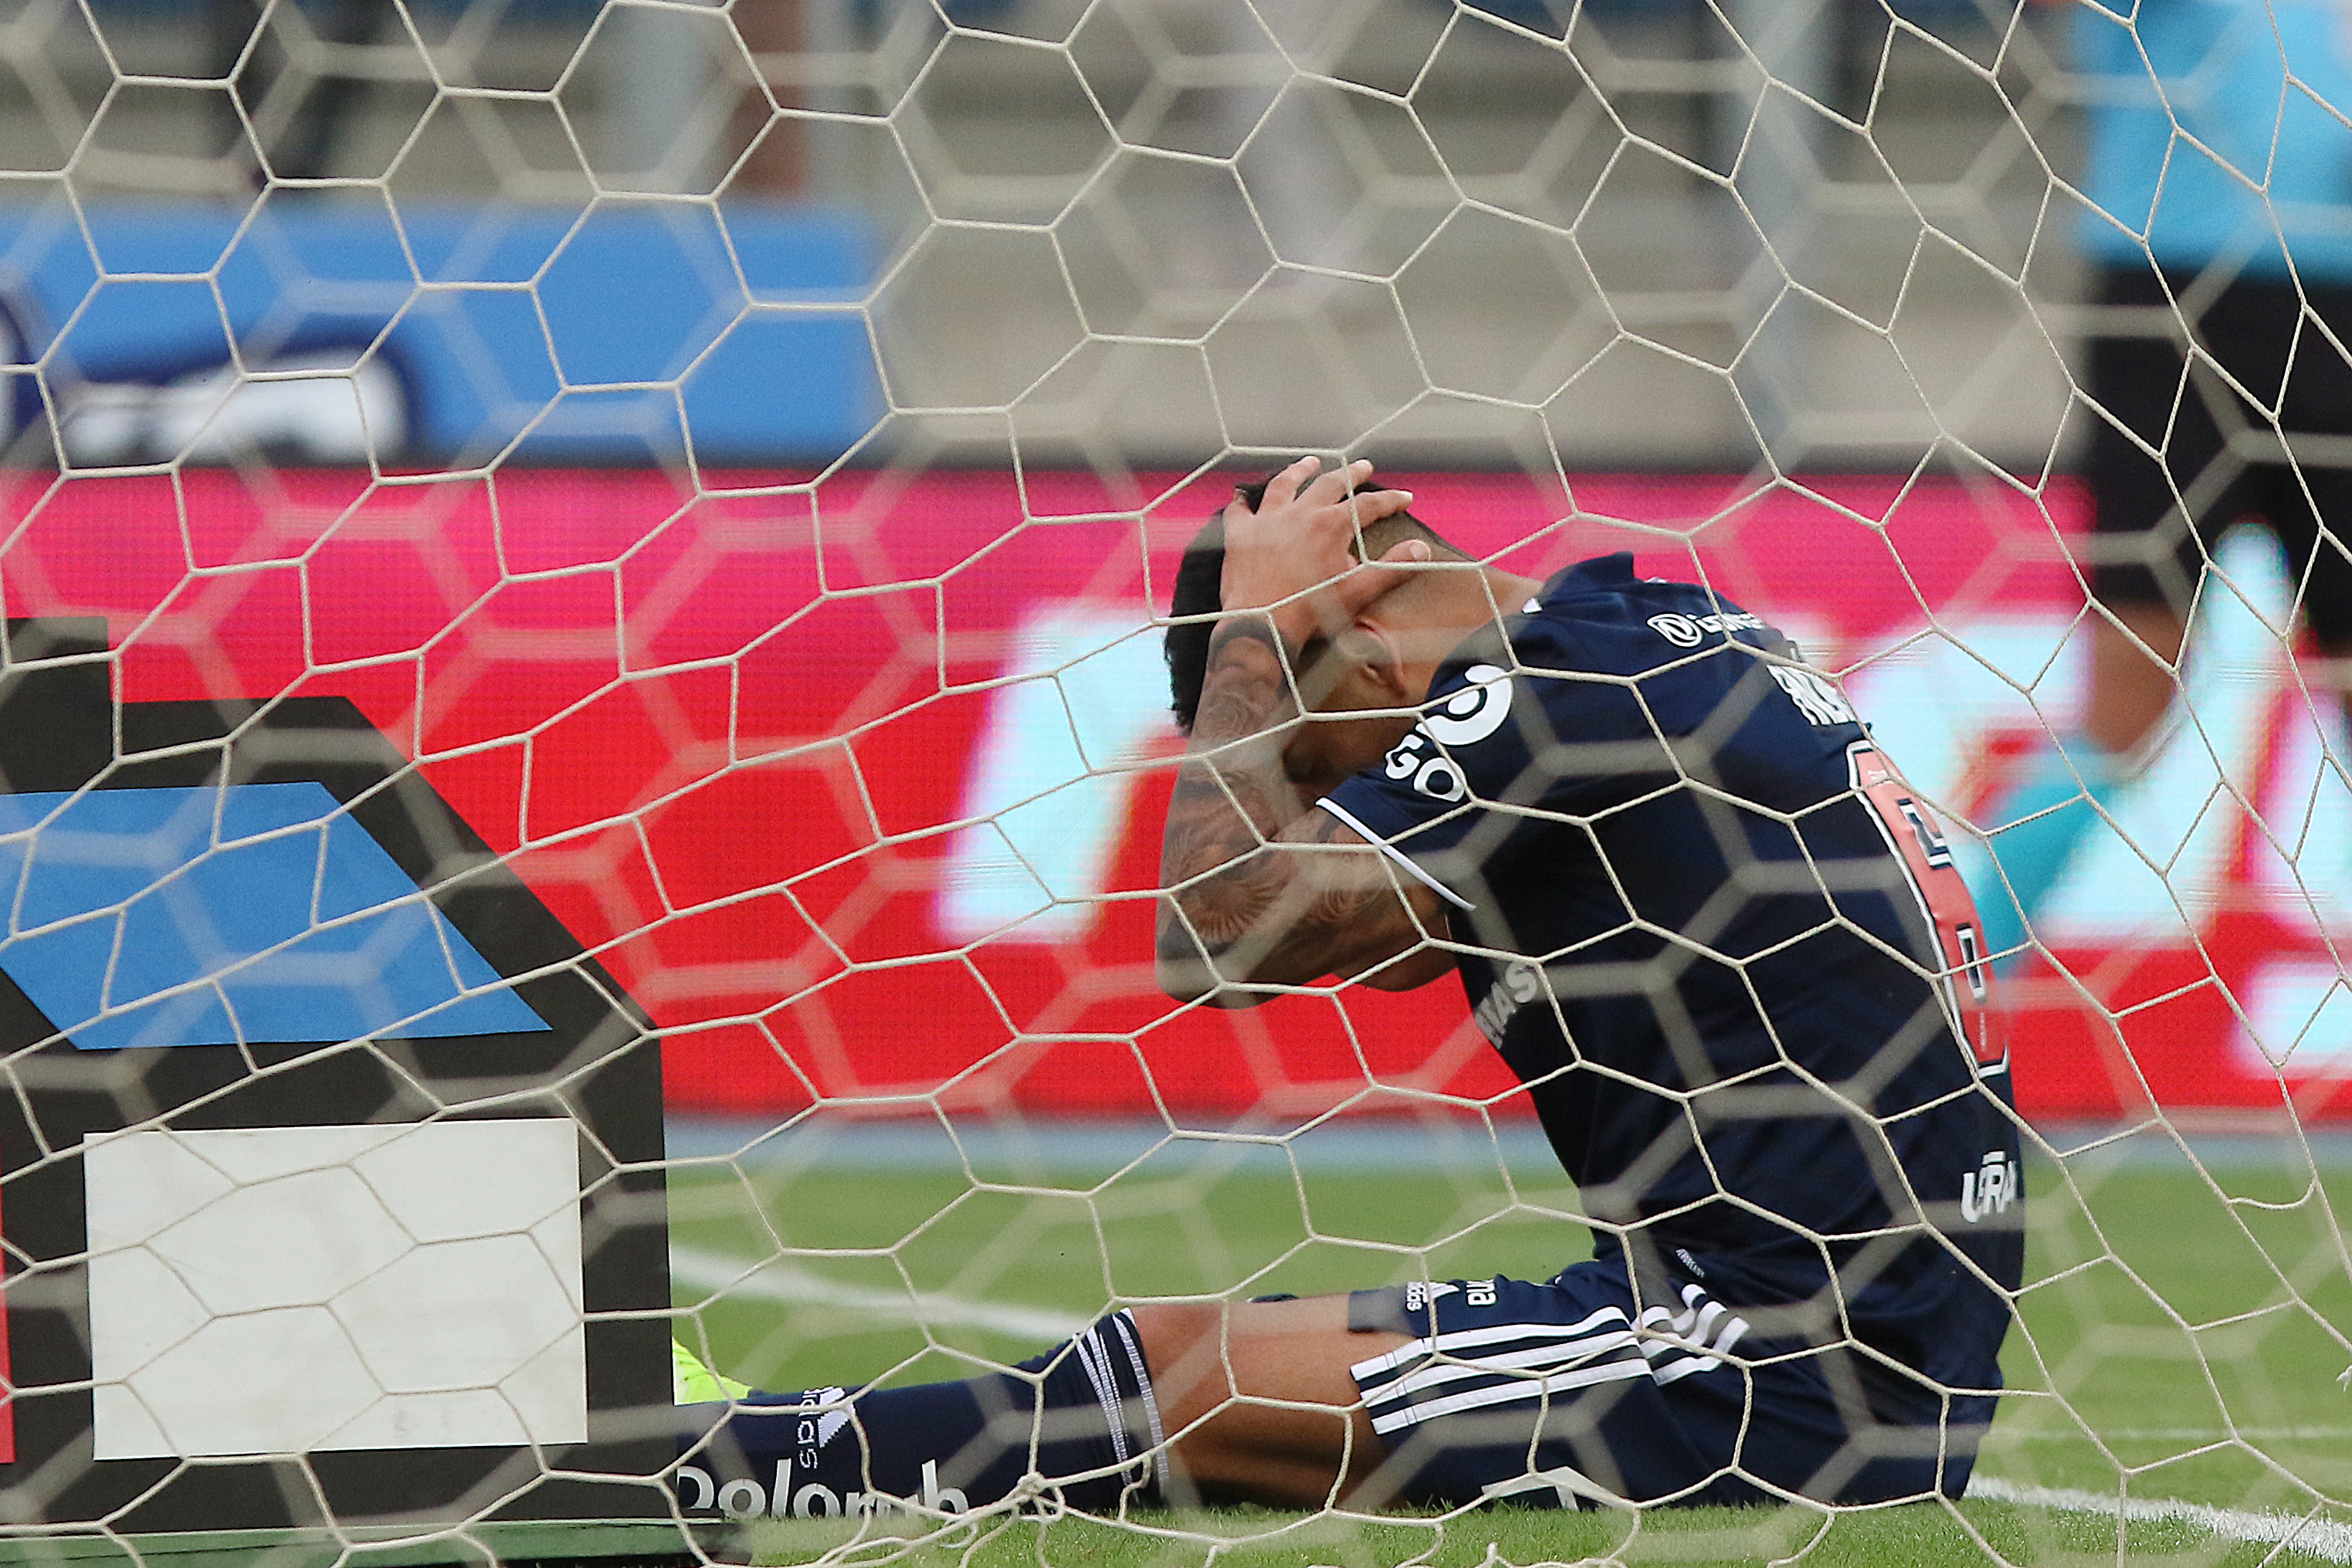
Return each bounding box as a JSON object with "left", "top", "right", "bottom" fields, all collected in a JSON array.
[{"left": 84, "top": 1119, "right": 585, "bottom": 1461}]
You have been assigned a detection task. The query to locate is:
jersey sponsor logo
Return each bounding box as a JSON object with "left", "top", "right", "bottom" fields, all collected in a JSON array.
[
  {"left": 1382, "top": 730, "right": 1466, "bottom": 801},
  {"left": 1381, "top": 664, "right": 1514, "bottom": 802},
  {"left": 1648, "top": 610, "right": 1767, "bottom": 648},
  {"left": 1959, "top": 1150, "right": 2021, "bottom": 1223},
  {"left": 1423, "top": 663, "right": 1515, "bottom": 746},
  {"left": 1471, "top": 960, "right": 1545, "bottom": 1045},
  {"left": 1771, "top": 665, "right": 1856, "bottom": 726}
]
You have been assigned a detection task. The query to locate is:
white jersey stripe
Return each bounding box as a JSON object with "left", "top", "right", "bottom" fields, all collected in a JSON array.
[
  {"left": 1652, "top": 1351, "right": 1732, "bottom": 1384},
  {"left": 1362, "top": 1332, "right": 1642, "bottom": 1408},
  {"left": 1366, "top": 1346, "right": 1744, "bottom": 1434},
  {"left": 1314, "top": 798, "right": 1477, "bottom": 911},
  {"left": 1354, "top": 1280, "right": 1755, "bottom": 1430},
  {"left": 1354, "top": 1300, "right": 1740, "bottom": 1385},
  {"left": 1364, "top": 1313, "right": 1750, "bottom": 1410},
  {"left": 1367, "top": 1358, "right": 1656, "bottom": 1434},
  {"left": 1631, "top": 1316, "right": 1748, "bottom": 1363},
  {"left": 1356, "top": 1322, "right": 1633, "bottom": 1390},
  {"left": 1349, "top": 1307, "right": 1629, "bottom": 1381}
]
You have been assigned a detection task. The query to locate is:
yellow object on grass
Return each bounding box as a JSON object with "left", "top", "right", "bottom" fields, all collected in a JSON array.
[{"left": 673, "top": 1338, "right": 751, "bottom": 1404}]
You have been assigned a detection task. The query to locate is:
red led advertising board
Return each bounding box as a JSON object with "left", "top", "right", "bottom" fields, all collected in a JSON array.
[{"left": 3, "top": 466, "right": 2342, "bottom": 1124}]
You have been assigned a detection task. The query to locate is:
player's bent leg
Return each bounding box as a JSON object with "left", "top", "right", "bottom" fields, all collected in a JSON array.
[
  {"left": 672, "top": 1267, "right": 1981, "bottom": 1519},
  {"left": 1129, "top": 1295, "right": 1410, "bottom": 1508},
  {"left": 673, "top": 1297, "right": 1411, "bottom": 1519},
  {"left": 1329, "top": 1264, "right": 1982, "bottom": 1510}
]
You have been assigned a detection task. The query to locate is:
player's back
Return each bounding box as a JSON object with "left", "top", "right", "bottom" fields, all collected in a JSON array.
[{"left": 1320, "top": 554, "right": 2022, "bottom": 1410}]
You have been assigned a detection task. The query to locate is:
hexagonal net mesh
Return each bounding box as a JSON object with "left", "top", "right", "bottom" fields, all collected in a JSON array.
[{"left": 0, "top": 0, "right": 2342, "bottom": 1563}]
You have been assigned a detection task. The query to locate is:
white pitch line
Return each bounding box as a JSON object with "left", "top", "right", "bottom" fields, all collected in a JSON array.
[
  {"left": 670, "top": 1245, "right": 1086, "bottom": 1343},
  {"left": 1969, "top": 1477, "right": 2352, "bottom": 1564}
]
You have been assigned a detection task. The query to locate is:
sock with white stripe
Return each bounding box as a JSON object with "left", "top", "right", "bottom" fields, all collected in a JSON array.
[{"left": 679, "top": 1310, "right": 1166, "bottom": 1519}]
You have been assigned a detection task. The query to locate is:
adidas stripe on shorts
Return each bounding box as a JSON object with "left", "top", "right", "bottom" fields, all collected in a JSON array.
[{"left": 1344, "top": 1258, "right": 1966, "bottom": 1508}]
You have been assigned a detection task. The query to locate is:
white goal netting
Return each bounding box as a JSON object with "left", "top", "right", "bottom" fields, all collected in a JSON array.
[{"left": 0, "top": 0, "right": 2344, "bottom": 1562}]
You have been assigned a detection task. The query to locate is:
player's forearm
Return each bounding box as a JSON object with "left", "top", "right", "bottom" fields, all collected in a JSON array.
[
  {"left": 1157, "top": 805, "right": 1440, "bottom": 1003},
  {"left": 1161, "top": 615, "right": 1364, "bottom": 1001},
  {"left": 1157, "top": 620, "right": 1313, "bottom": 997},
  {"left": 1157, "top": 623, "right": 1437, "bottom": 1002}
]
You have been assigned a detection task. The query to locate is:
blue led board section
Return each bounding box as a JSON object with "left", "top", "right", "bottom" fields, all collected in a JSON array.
[
  {"left": 0, "top": 202, "right": 879, "bottom": 464},
  {"left": 0, "top": 783, "right": 548, "bottom": 1051}
]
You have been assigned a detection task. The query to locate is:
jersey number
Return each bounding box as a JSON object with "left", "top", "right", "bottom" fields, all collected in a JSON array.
[{"left": 1847, "top": 743, "right": 2004, "bottom": 1072}]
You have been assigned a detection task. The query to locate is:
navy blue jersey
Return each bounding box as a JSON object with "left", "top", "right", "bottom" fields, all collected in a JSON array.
[{"left": 1321, "top": 554, "right": 2022, "bottom": 1421}]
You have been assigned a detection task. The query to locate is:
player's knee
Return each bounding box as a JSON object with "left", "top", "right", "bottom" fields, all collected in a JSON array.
[{"left": 1129, "top": 1301, "right": 1223, "bottom": 1380}]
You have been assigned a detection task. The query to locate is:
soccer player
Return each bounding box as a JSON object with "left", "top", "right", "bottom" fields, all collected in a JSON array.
[
  {"left": 673, "top": 459, "right": 2022, "bottom": 1518},
  {"left": 1979, "top": 0, "right": 2352, "bottom": 966}
]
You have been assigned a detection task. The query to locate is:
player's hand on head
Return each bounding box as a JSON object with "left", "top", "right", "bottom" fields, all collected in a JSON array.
[{"left": 1220, "top": 456, "right": 1425, "bottom": 649}]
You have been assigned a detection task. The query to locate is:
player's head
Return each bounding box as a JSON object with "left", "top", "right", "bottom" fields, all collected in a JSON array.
[{"left": 1164, "top": 467, "right": 1469, "bottom": 737}]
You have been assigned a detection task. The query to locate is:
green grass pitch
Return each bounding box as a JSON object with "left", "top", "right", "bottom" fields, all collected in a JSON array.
[{"left": 664, "top": 1131, "right": 2352, "bottom": 1566}]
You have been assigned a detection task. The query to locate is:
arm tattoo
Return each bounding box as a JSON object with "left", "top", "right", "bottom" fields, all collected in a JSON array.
[
  {"left": 1160, "top": 620, "right": 1304, "bottom": 949},
  {"left": 1157, "top": 620, "right": 1439, "bottom": 995}
]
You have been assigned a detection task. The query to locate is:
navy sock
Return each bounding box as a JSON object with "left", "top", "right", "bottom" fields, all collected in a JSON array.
[{"left": 674, "top": 1310, "right": 1166, "bottom": 1519}]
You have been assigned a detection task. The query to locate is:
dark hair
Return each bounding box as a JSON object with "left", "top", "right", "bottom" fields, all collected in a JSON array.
[
  {"left": 1165, "top": 518, "right": 1226, "bottom": 735},
  {"left": 1164, "top": 470, "right": 1461, "bottom": 733}
]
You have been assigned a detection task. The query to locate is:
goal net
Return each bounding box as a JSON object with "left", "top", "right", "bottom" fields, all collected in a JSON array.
[{"left": 0, "top": 0, "right": 2344, "bottom": 1562}]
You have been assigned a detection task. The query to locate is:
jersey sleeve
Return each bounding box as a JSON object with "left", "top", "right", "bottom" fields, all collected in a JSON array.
[{"left": 1319, "top": 631, "right": 1660, "bottom": 909}]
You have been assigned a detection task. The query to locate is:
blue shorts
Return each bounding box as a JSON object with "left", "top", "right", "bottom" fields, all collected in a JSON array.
[{"left": 1344, "top": 1260, "right": 1976, "bottom": 1509}]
